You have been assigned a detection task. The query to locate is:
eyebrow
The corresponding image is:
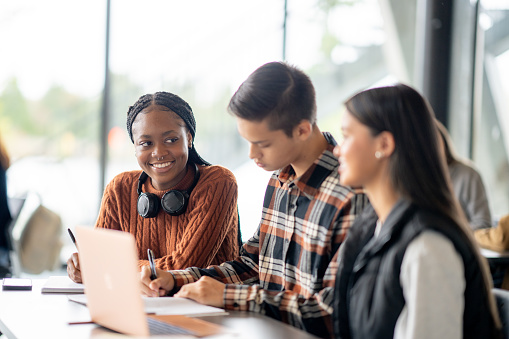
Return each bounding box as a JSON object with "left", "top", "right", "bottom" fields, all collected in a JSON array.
[
  {"left": 137, "top": 130, "right": 180, "bottom": 140},
  {"left": 250, "top": 139, "right": 270, "bottom": 145}
]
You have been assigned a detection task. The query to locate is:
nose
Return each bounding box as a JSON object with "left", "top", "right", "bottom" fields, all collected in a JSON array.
[
  {"left": 332, "top": 145, "right": 341, "bottom": 158},
  {"left": 152, "top": 143, "right": 168, "bottom": 158},
  {"left": 248, "top": 144, "right": 260, "bottom": 160}
]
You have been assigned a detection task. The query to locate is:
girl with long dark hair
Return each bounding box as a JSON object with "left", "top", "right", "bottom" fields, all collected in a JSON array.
[{"left": 332, "top": 84, "right": 501, "bottom": 338}]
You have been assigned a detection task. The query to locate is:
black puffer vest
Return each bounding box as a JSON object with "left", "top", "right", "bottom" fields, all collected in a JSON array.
[{"left": 333, "top": 199, "right": 500, "bottom": 339}]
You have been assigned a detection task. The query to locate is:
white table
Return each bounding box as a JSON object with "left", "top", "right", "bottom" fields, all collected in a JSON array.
[{"left": 0, "top": 279, "right": 319, "bottom": 339}]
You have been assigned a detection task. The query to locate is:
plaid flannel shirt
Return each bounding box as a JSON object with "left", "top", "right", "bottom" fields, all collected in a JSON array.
[{"left": 170, "top": 133, "right": 368, "bottom": 338}]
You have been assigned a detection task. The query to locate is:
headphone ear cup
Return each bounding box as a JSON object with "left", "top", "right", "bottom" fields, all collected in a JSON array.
[
  {"left": 161, "top": 190, "right": 189, "bottom": 216},
  {"left": 137, "top": 192, "right": 160, "bottom": 218}
]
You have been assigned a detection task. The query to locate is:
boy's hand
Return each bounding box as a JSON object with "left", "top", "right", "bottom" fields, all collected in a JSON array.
[{"left": 174, "top": 276, "right": 225, "bottom": 308}]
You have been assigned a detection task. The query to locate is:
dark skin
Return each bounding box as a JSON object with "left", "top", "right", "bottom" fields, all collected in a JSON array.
[{"left": 66, "top": 105, "right": 192, "bottom": 283}]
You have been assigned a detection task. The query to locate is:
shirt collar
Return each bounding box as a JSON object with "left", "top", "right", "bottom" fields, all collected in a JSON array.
[{"left": 277, "top": 132, "right": 338, "bottom": 197}]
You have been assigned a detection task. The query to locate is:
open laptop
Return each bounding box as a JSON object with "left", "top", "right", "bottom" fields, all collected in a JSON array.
[{"left": 75, "top": 226, "right": 196, "bottom": 337}]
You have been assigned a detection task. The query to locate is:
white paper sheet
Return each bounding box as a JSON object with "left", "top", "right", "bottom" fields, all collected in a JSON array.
[{"left": 68, "top": 294, "right": 227, "bottom": 317}]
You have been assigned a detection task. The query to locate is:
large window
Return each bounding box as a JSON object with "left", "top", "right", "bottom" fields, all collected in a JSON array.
[
  {"left": 2, "top": 1, "right": 397, "bottom": 255},
  {"left": 472, "top": 1, "right": 509, "bottom": 220},
  {"left": 1, "top": 1, "right": 105, "bottom": 231}
]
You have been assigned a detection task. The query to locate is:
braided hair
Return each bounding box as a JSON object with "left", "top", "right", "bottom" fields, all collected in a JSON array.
[{"left": 127, "top": 92, "right": 210, "bottom": 166}]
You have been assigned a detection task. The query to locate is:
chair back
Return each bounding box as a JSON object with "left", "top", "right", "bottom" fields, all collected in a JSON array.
[
  {"left": 493, "top": 288, "right": 509, "bottom": 338},
  {"left": 9, "top": 192, "right": 62, "bottom": 276}
]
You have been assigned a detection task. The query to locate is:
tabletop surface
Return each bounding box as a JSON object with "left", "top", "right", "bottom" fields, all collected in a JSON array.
[{"left": 0, "top": 279, "right": 319, "bottom": 339}]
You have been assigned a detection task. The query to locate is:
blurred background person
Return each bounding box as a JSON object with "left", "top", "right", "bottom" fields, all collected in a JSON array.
[
  {"left": 436, "top": 120, "right": 492, "bottom": 230},
  {"left": 0, "top": 135, "right": 11, "bottom": 278}
]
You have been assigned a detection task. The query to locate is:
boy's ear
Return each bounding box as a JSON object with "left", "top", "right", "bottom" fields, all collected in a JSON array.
[{"left": 294, "top": 120, "right": 313, "bottom": 140}]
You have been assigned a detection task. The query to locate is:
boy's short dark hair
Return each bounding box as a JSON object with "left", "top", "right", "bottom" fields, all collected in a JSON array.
[{"left": 227, "top": 61, "right": 317, "bottom": 137}]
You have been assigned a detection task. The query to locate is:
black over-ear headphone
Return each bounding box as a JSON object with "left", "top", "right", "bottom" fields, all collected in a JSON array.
[{"left": 136, "top": 163, "right": 200, "bottom": 218}]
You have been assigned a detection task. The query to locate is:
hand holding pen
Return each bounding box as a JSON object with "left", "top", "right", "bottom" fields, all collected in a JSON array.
[
  {"left": 147, "top": 249, "right": 157, "bottom": 280},
  {"left": 140, "top": 253, "right": 176, "bottom": 297},
  {"left": 67, "top": 228, "right": 83, "bottom": 283}
]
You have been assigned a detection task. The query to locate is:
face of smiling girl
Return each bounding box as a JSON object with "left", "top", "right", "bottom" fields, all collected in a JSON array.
[{"left": 131, "top": 104, "right": 192, "bottom": 191}]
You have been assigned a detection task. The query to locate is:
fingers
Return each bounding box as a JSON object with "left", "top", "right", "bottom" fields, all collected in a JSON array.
[
  {"left": 174, "top": 285, "right": 192, "bottom": 299},
  {"left": 71, "top": 252, "right": 80, "bottom": 269},
  {"left": 140, "top": 266, "right": 175, "bottom": 298},
  {"left": 66, "top": 253, "right": 82, "bottom": 283},
  {"left": 174, "top": 276, "right": 225, "bottom": 308},
  {"left": 154, "top": 269, "right": 175, "bottom": 292},
  {"left": 140, "top": 265, "right": 152, "bottom": 284},
  {"left": 140, "top": 266, "right": 158, "bottom": 297}
]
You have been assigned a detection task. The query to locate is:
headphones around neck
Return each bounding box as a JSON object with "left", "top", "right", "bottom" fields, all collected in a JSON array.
[{"left": 136, "top": 163, "right": 200, "bottom": 218}]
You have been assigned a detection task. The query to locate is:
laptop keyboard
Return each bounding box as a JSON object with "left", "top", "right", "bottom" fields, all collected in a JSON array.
[{"left": 147, "top": 317, "right": 194, "bottom": 336}]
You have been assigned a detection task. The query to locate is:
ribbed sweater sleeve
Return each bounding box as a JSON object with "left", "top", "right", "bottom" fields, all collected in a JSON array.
[{"left": 95, "top": 165, "right": 238, "bottom": 271}]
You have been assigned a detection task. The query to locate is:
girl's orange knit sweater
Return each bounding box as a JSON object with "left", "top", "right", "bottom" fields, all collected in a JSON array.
[{"left": 95, "top": 164, "right": 239, "bottom": 271}]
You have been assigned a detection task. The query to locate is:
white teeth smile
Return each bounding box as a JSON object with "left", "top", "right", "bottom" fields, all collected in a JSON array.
[{"left": 152, "top": 162, "right": 172, "bottom": 168}]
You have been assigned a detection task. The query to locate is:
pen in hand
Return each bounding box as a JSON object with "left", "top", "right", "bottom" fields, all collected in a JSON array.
[{"left": 147, "top": 249, "right": 157, "bottom": 280}]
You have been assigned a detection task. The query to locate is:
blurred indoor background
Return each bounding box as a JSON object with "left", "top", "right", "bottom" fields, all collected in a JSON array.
[{"left": 0, "top": 0, "right": 508, "bottom": 275}]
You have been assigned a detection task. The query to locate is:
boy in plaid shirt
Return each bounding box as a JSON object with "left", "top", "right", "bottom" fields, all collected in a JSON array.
[{"left": 141, "top": 62, "right": 367, "bottom": 338}]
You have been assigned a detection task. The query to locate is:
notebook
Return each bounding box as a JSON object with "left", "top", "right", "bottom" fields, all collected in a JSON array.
[
  {"left": 74, "top": 226, "right": 224, "bottom": 337},
  {"left": 41, "top": 276, "right": 84, "bottom": 294}
]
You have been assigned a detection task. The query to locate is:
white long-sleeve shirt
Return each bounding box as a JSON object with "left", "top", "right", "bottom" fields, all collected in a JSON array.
[{"left": 394, "top": 231, "right": 465, "bottom": 339}]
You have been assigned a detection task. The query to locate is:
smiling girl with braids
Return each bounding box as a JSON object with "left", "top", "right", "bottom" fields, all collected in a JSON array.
[{"left": 67, "top": 92, "right": 239, "bottom": 283}]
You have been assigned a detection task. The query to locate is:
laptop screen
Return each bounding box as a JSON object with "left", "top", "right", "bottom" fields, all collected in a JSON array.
[{"left": 75, "top": 226, "right": 150, "bottom": 336}]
